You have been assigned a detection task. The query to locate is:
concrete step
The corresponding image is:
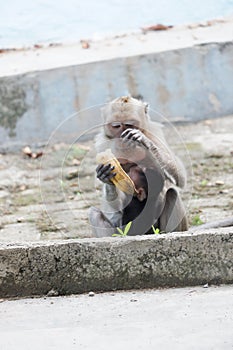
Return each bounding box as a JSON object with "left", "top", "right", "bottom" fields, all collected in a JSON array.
[{"left": 0, "top": 228, "right": 232, "bottom": 298}]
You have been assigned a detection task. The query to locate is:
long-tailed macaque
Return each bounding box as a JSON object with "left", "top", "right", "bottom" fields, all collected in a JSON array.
[{"left": 89, "top": 96, "right": 188, "bottom": 237}]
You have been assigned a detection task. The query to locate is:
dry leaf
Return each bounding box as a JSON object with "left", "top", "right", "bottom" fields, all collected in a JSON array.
[
  {"left": 81, "top": 40, "right": 90, "bottom": 49},
  {"left": 22, "top": 146, "right": 43, "bottom": 159},
  {"left": 142, "top": 24, "right": 173, "bottom": 32}
]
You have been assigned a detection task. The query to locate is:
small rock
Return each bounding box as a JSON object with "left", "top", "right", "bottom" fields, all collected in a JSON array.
[
  {"left": 22, "top": 146, "right": 32, "bottom": 156},
  {"left": 203, "top": 283, "right": 209, "bottom": 288},
  {"left": 17, "top": 217, "right": 24, "bottom": 223},
  {"left": 47, "top": 289, "right": 59, "bottom": 297},
  {"left": 215, "top": 180, "right": 224, "bottom": 186},
  {"left": 72, "top": 159, "right": 81, "bottom": 166},
  {"left": 130, "top": 299, "right": 138, "bottom": 302},
  {"left": 219, "top": 189, "right": 229, "bottom": 194},
  {"left": 88, "top": 291, "right": 95, "bottom": 297},
  {"left": 65, "top": 170, "right": 79, "bottom": 180}
]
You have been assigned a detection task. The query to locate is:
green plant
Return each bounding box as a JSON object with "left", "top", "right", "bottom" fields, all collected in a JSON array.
[
  {"left": 112, "top": 221, "right": 132, "bottom": 237},
  {"left": 200, "top": 179, "right": 208, "bottom": 187},
  {"left": 151, "top": 225, "right": 160, "bottom": 234},
  {"left": 191, "top": 214, "right": 204, "bottom": 226}
]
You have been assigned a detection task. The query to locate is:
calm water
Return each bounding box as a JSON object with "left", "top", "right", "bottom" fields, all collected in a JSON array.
[{"left": 1, "top": 0, "right": 233, "bottom": 48}]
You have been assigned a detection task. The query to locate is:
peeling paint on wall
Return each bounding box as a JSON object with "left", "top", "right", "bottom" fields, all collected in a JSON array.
[{"left": 0, "top": 81, "right": 27, "bottom": 137}]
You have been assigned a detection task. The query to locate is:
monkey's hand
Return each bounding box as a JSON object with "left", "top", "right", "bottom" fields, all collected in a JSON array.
[
  {"left": 96, "top": 163, "right": 116, "bottom": 185},
  {"left": 121, "top": 128, "right": 154, "bottom": 150}
]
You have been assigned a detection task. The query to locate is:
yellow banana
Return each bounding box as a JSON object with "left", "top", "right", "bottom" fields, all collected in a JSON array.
[{"left": 96, "top": 149, "right": 136, "bottom": 195}]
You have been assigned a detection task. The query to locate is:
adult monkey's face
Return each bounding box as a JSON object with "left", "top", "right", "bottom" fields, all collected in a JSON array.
[{"left": 101, "top": 96, "right": 149, "bottom": 139}]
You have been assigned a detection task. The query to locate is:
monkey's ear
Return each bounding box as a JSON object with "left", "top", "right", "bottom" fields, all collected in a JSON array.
[
  {"left": 136, "top": 188, "right": 147, "bottom": 202},
  {"left": 144, "top": 102, "right": 149, "bottom": 114}
]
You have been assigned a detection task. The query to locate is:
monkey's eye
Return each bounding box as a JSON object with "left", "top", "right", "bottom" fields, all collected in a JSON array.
[
  {"left": 124, "top": 123, "right": 133, "bottom": 128},
  {"left": 124, "top": 120, "right": 139, "bottom": 128},
  {"left": 111, "top": 122, "right": 122, "bottom": 128}
]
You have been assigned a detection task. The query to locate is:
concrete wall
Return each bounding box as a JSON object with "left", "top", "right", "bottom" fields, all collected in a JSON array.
[
  {"left": 0, "top": 41, "right": 233, "bottom": 146},
  {"left": 0, "top": 229, "right": 232, "bottom": 298}
]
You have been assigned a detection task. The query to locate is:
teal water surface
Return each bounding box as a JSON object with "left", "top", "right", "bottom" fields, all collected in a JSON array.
[{"left": 1, "top": 0, "right": 233, "bottom": 48}]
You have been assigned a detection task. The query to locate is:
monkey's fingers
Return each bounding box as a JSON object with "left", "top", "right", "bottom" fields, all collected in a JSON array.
[
  {"left": 100, "top": 172, "right": 116, "bottom": 183},
  {"left": 96, "top": 164, "right": 116, "bottom": 184},
  {"left": 121, "top": 129, "right": 145, "bottom": 148},
  {"left": 120, "top": 128, "right": 134, "bottom": 139},
  {"left": 121, "top": 129, "right": 139, "bottom": 148},
  {"left": 96, "top": 149, "right": 137, "bottom": 195},
  {"left": 97, "top": 164, "right": 114, "bottom": 176},
  {"left": 96, "top": 163, "right": 112, "bottom": 173}
]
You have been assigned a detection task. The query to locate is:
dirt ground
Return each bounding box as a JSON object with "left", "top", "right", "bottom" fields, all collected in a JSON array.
[{"left": 0, "top": 115, "right": 232, "bottom": 242}]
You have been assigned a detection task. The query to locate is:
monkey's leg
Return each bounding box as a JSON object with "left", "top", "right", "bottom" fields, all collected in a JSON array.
[
  {"left": 89, "top": 206, "right": 116, "bottom": 237},
  {"left": 159, "top": 188, "right": 188, "bottom": 232}
]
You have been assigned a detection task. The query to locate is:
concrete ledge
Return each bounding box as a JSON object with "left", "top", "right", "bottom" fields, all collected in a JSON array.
[{"left": 0, "top": 228, "right": 232, "bottom": 298}]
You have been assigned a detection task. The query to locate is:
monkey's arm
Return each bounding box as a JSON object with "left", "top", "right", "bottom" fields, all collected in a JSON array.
[
  {"left": 96, "top": 163, "right": 121, "bottom": 204},
  {"left": 121, "top": 128, "right": 186, "bottom": 188},
  {"left": 96, "top": 163, "right": 128, "bottom": 227}
]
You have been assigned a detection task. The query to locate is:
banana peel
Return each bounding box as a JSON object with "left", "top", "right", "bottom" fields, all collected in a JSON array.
[{"left": 96, "top": 148, "right": 137, "bottom": 195}]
